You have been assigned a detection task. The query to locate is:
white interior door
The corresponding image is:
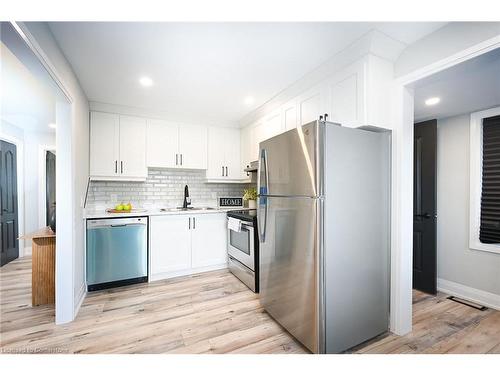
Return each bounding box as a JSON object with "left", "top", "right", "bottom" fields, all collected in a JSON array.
[
  {"left": 150, "top": 215, "right": 192, "bottom": 275},
  {"left": 147, "top": 119, "right": 178, "bottom": 168},
  {"left": 90, "top": 111, "right": 120, "bottom": 177},
  {"left": 119, "top": 115, "right": 147, "bottom": 178},
  {"left": 191, "top": 214, "right": 227, "bottom": 268},
  {"left": 178, "top": 125, "right": 207, "bottom": 169}
]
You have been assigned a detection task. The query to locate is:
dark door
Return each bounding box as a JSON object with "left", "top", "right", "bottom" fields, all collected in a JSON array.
[
  {"left": 1, "top": 140, "right": 19, "bottom": 267},
  {"left": 413, "top": 120, "right": 437, "bottom": 294},
  {"left": 46, "top": 151, "right": 56, "bottom": 227}
]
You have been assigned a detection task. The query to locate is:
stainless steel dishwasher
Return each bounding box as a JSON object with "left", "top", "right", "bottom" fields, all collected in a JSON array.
[{"left": 86, "top": 217, "right": 148, "bottom": 291}]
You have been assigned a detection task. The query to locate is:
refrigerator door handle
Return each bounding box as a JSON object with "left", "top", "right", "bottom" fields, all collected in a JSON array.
[{"left": 258, "top": 148, "right": 269, "bottom": 242}]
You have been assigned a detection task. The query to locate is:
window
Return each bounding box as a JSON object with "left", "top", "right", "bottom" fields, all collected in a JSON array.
[{"left": 470, "top": 107, "right": 500, "bottom": 254}]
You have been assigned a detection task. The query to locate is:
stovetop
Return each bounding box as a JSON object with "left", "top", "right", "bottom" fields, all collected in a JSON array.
[{"left": 227, "top": 209, "right": 257, "bottom": 223}]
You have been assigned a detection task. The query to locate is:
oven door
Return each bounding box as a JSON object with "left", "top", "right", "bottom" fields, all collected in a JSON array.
[{"left": 227, "top": 221, "right": 255, "bottom": 271}]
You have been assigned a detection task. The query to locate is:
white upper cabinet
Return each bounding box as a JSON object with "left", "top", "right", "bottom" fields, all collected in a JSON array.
[
  {"left": 146, "top": 120, "right": 207, "bottom": 170},
  {"left": 207, "top": 127, "right": 241, "bottom": 181},
  {"left": 224, "top": 128, "right": 241, "bottom": 180},
  {"left": 263, "top": 110, "right": 283, "bottom": 140},
  {"left": 119, "top": 116, "right": 147, "bottom": 178},
  {"left": 283, "top": 100, "right": 298, "bottom": 131},
  {"left": 178, "top": 125, "right": 208, "bottom": 170},
  {"left": 90, "top": 112, "right": 147, "bottom": 180},
  {"left": 297, "top": 84, "right": 325, "bottom": 126},
  {"left": 90, "top": 111, "right": 120, "bottom": 178},
  {"left": 146, "top": 119, "right": 178, "bottom": 168},
  {"left": 240, "top": 125, "right": 253, "bottom": 179},
  {"left": 325, "top": 59, "right": 366, "bottom": 128}
]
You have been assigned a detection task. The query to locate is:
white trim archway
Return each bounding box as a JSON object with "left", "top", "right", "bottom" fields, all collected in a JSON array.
[{"left": 389, "top": 37, "right": 500, "bottom": 336}]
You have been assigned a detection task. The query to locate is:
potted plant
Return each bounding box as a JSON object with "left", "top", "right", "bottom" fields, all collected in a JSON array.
[{"left": 243, "top": 187, "right": 258, "bottom": 209}]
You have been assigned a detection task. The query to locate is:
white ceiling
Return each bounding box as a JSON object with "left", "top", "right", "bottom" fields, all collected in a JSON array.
[
  {"left": 1, "top": 41, "right": 56, "bottom": 133},
  {"left": 414, "top": 47, "right": 500, "bottom": 122},
  {"left": 47, "top": 22, "right": 446, "bottom": 126}
]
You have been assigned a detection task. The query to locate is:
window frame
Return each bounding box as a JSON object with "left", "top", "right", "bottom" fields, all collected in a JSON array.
[{"left": 469, "top": 106, "right": 500, "bottom": 254}]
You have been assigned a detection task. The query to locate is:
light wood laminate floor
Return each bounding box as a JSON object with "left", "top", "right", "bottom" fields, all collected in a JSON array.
[{"left": 1, "top": 256, "right": 499, "bottom": 354}]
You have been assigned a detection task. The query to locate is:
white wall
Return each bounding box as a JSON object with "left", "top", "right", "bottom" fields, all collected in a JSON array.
[
  {"left": 437, "top": 114, "right": 500, "bottom": 295},
  {"left": 21, "top": 22, "right": 90, "bottom": 322}
]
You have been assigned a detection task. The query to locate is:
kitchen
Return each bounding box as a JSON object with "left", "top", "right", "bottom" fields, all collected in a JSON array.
[{"left": 1, "top": 15, "right": 500, "bottom": 365}]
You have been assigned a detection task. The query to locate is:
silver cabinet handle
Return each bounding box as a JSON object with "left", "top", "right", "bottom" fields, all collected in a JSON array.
[
  {"left": 222, "top": 166, "right": 224, "bottom": 176},
  {"left": 115, "top": 160, "right": 118, "bottom": 173},
  {"left": 225, "top": 166, "right": 228, "bottom": 177},
  {"left": 176, "top": 154, "right": 178, "bottom": 165},
  {"left": 193, "top": 217, "right": 196, "bottom": 229},
  {"left": 121, "top": 161, "right": 123, "bottom": 174},
  {"left": 180, "top": 154, "right": 183, "bottom": 166},
  {"left": 188, "top": 217, "right": 191, "bottom": 230}
]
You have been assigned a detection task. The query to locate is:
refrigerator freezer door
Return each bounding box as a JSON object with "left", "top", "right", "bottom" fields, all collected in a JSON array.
[
  {"left": 258, "top": 121, "right": 318, "bottom": 197},
  {"left": 258, "top": 195, "right": 319, "bottom": 353}
]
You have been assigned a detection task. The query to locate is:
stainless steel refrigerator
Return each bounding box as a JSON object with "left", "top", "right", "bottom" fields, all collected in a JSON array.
[{"left": 257, "top": 120, "right": 391, "bottom": 354}]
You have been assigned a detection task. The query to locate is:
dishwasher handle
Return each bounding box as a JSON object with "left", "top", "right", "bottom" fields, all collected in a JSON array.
[{"left": 87, "top": 217, "right": 147, "bottom": 229}]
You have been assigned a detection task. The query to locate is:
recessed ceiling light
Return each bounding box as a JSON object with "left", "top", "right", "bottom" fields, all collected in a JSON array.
[
  {"left": 425, "top": 97, "right": 440, "bottom": 106},
  {"left": 244, "top": 96, "right": 255, "bottom": 106},
  {"left": 48, "top": 123, "right": 56, "bottom": 129},
  {"left": 139, "top": 76, "right": 153, "bottom": 87}
]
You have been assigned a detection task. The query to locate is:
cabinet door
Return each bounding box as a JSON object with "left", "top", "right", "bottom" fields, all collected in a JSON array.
[
  {"left": 147, "top": 119, "right": 178, "bottom": 168},
  {"left": 329, "top": 74, "right": 360, "bottom": 128},
  {"left": 150, "top": 215, "right": 192, "bottom": 276},
  {"left": 251, "top": 121, "right": 265, "bottom": 161},
  {"left": 90, "top": 112, "right": 120, "bottom": 177},
  {"left": 224, "top": 127, "right": 241, "bottom": 179},
  {"left": 283, "top": 101, "right": 297, "bottom": 131},
  {"left": 240, "top": 126, "right": 252, "bottom": 179},
  {"left": 263, "top": 110, "right": 283, "bottom": 139},
  {"left": 119, "top": 115, "right": 147, "bottom": 178},
  {"left": 206, "top": 127, "right": 226, "bottom": 179},
  {"left": 191, "top": 214, "right": 227, "bottom": 268},
  {"left": 298, "top": 86, "right": 324, "bottom": 126},
  {"left": 178, "top": 125, "right": 207, "bottom": 170}
]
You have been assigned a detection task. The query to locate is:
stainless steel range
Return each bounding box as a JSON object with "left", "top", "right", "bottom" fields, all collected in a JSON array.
[{"left": 226, "top": 209, "right": 259, "bottom": 292}]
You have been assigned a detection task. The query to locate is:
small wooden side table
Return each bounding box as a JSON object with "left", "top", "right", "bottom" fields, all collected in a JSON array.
[{"left": 19, "top": 227, "right": 56, "bottom": 306}]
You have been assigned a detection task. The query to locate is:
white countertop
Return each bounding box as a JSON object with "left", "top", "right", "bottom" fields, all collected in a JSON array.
[{"left": 83, "top": 207, "right": 245, "bottom": 219}]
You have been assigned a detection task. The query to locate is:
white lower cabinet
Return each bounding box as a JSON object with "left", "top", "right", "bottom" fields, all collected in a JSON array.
[
  {"left": 150, "top": 215, "right": 191, "bottom": 276},
  {"left": 191, "top": 214, "right": 227, "bottom": 268},
  {"left": 150, "top": 213, "right": 227, "bottom": 281}
]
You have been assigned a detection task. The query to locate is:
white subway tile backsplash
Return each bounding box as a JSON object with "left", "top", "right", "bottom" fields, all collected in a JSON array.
[{"left": 86, "top": 168, "right": 251, "bottom": 209}]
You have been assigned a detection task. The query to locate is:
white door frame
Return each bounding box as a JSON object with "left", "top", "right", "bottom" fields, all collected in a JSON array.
[
  {"left": 0, "top": 132, "right": 25, "bottom": 257},
  {"left": 389, "top": 35, "right": 500, "bottom": 335},
  {"left": 10, "top": 21, "right": 76, "bottom": 324}
]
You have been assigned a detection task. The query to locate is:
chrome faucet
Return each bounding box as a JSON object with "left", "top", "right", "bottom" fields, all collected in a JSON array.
[{"left": 183, "top": 185, "right": 191, "bottom": 209}]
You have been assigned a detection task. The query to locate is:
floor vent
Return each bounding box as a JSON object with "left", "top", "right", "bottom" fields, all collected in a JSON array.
[{"left": 447, "top": 296, "right": 487, "bottom": 311}]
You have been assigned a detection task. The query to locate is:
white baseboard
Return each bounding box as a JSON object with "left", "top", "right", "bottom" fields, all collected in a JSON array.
[
  {"left": 23, "top": 246, "right": 32, "bottom": 257},
  {"left": 437, "top": 278, "right": 500, "bottom": 311},
  {"left": 150, "top": 263, "right": 228, "bottom": 283},
  {"left": 73, "top": 282, "right": 87, "bottom": 319}
]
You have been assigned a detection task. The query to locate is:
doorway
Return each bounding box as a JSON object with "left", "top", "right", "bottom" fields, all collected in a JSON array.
[{"left": 0, "top": 139, "right": 19, "bottom": 266}]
